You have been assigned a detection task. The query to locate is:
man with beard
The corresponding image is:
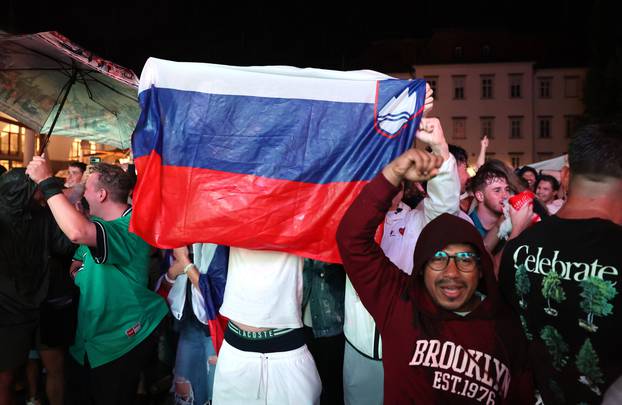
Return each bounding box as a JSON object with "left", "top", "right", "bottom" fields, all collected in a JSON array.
[
  {"left": 468, "top": 160, "right": 536, "bottom": 255},
  {"left": 336, "top": 147, "right": 533, "bottom": 404},
  {"left": 468, "top": 161, "right": 510, "bottom": 238}
]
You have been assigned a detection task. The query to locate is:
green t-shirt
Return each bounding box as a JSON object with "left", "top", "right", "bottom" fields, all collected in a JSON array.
[{"left": 70, "top": 207, "right": 167, "bottom": 367}]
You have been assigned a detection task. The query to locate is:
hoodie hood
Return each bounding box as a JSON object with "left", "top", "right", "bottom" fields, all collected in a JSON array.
[
  {"left": 409, "top": 213, "right": 500, "bottom": 320},
  {"left": 0, "top": 168, "right": 37, "bottom": 222}
]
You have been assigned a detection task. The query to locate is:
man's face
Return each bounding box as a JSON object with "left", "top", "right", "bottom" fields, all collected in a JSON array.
[
  {"left": 480, "top": 177, "right": 510, "bottom": 215},
  {"left": 536, "top": 180, "right": 556, "bottom": 204},
  {"left": 66, "top": 166, "right": 84, "bottom": 187},
  {"left": 521, "top": 171, "right": 536, "bottom": 190},
  {"left": 424, "top": 244, "right": 482, "bottom": 312},
  {"left": 457, "top": 162, "right": 469, "bottom": 194}
]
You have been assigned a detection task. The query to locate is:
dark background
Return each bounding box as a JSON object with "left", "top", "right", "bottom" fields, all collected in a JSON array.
[
  {"left": 3, "top": 0, "right": 620, "bottom": 122},
  {"left": 1, "top": 1, "right": 598, "bottom": 74}
]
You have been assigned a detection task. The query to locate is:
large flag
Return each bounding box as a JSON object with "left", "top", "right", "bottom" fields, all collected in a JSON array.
[{"left": 131, "top": 57, "right": 426, "bottom": 263}]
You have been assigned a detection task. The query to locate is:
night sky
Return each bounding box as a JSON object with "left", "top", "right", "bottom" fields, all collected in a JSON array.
[{"left": 2, "top": 1, "right": 596, "bottom": 75}]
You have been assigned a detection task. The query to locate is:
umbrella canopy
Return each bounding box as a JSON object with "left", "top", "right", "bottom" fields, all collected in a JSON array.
[{"left": 0, "top": 31, "right": 139, "bottom": 149}]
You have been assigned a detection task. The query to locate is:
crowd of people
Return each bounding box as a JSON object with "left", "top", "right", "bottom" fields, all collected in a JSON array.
[{"left": 0, "top": 86, "right": 620, "bottom": 405}]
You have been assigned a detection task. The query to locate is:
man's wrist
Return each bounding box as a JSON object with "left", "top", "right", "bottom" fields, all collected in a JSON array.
[
  {"left": 183, "top": 263, "right": 195, "bottom": 275},
  {"left": 35, "top": 175, "right": 53, "bottom": 185},
  {"left": 38, "top": 177, "right": 63, "bottom": 200},
  {"left": 381, "top": 165, "right": 403, "bottom": 187},
  {"left": 429, "top": 142, "right": 449, "bottom": 160}
]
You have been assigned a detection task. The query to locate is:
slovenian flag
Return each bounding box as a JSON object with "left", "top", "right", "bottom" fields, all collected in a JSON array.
[{"left": 131, "top": 58, "right": 426, "bottom": 263}]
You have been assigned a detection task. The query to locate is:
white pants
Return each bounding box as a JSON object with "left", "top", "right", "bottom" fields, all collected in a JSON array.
[{"left": 212, "top": 340, "right": 322, "bottom": 405}]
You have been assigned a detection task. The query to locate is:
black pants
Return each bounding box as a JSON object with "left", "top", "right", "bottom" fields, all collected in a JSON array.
[
  {"left": 304, "top": 326, "right": 345, "bottom": 405},
  {"left": 65, "top": 325, "right": 160, "bottom": 405}
]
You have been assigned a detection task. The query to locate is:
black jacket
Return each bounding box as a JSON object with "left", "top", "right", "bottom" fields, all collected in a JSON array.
[{"left": 0, "top": 169, "right": 76, "bottom": 326}]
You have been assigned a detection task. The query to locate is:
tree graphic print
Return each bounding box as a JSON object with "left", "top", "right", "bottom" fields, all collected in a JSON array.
[
  {"left": 576, "top": 338, "right": 604, "bottom": 396},
  {"left": 515, "top": 264, "right": 531, "bottom": 309},
  {"left": 579, "top": 276, "right": 617, "bottom": 332},
  {"left": 540, "top": 325, "right": 569, "bottom": 371},
  {"left": 541, "top": 271, "right": 566, "bottom": 316}
]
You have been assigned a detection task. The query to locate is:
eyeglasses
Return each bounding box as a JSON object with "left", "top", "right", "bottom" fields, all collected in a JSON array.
[{"left": 427, "top": 251, "right": 479, "bottom": 273}]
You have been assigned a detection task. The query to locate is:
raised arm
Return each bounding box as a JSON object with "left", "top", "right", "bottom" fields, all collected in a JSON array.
[
  {"left": 415, "top": 118, "right": 461, "bottom": 224},
  {"left": 476, "top": 135, "right": 489, "bottom": 169},
  {"left": 26, "top": 155, "right": 97, "bottom": 246},
  {"left": 337, "top": 148, "right": 443, "bottom": 329}
]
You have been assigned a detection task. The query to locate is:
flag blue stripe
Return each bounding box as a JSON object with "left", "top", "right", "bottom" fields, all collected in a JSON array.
[
  {"left": 198, "top": 245, "right": 229, "bottom": 320},
  {"left": 133, "top": 82, "right": 424, "bottom": 183}
]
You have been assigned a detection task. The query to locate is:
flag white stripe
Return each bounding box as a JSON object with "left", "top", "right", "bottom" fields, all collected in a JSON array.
[{"left": 138, "top": 57, "right": 394, "bottom": 104}]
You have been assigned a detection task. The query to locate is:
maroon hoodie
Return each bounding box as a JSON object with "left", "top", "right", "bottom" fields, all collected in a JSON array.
[{"left": 337, "top": 174, "right": 533, "bottom": 404}]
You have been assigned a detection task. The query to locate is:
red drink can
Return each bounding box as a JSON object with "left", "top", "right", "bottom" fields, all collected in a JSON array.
[{"left": 508, "top": 190, "right": 541, "bottom": 224}]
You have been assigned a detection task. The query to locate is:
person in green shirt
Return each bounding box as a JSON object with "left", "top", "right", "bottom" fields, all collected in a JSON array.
[{"left": 26, "top": 158, "right": 168, "bottom": 405}]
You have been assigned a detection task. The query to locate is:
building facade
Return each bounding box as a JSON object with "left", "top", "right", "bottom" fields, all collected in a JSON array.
[
  {"left": 391, "top": 63, "right": 585, "bottom": 168},
  {"left": 0, "top": 111, "right": 120, "bottom": 174}
]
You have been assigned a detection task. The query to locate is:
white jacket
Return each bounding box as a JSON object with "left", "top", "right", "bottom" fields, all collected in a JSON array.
[
  {"left": 343, "top": 155, "right": 461, "bottom": 358},
  {"left": 158, "top": 243, "right": 218, "bottom": 324}
]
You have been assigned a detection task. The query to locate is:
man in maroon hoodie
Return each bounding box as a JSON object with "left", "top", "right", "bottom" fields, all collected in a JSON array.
[{"left": 337, "top": 147, "right": 533, "bottom": 404}]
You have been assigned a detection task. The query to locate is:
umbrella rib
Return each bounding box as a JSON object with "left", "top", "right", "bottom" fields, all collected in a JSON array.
[
  {"left": 77, "top": 70, "right": 118, "bottom": 117},
  {"left": 4, "top": 41, "right": 136, "bottom": 100},
  {"left": 40, "top": 68, "right": 77, "bottom": 153},
  {"left": 81, "top": 70, "right": 138, "bottom": 101}
]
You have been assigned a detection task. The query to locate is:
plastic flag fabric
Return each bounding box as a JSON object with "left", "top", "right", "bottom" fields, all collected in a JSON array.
[{"left": 131, "top": 57, "right": 426, "bottom": 263}]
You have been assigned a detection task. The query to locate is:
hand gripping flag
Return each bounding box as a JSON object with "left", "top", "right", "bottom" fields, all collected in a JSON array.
[{"left": 131, "top": 58, "right": 426, "bottom": 263}]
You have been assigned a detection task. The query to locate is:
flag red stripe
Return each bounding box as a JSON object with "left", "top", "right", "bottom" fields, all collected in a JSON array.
[{"left": 130, "top": 151, "right": 368, "bottom": 263}]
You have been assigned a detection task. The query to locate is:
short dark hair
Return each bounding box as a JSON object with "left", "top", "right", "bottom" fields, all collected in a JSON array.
[
  {"left": 468, "top": 159, "right": 510, "bottom": 193},
  {"left": 89, "top": 163, "right": 132, "bottom": 203},
  {"left": 535, "top": 174, "right": 559, "bottom": 191},
  {"left": 68, "top": 161, "right": 87, "bottom": 173},
  {"left": 569, "top": 123, "right": 622, "bottom": 180},
  {"left": 448, "top": 144, "right": 468, "bottom": 165},
  {"left": 517, "top": 165, "right": 538, "bottom": 179}
]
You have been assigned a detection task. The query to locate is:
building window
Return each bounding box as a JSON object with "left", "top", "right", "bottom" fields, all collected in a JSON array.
[
  {"left": 481, "top": 75, "right": 494, "bottom": 99},
  {"left": 71, "top": 139, "right": 80, "bottom": 159},
  {"left": 509, "top": 153, "right": 523, "bottom": 168},
  {"left": 538, "top": 77, "right": 552, "bottom": 98},
  {"left": 564, "top": 76, "right": 580, "bottom": 98},
  {"left": 565, "top": 115, "right": 580, "bottom": 138},
  {"left": 509, "top": 116, "right": 523, "bottom": 139},
  {"left": 538, "top": 116, "right": 552, "bottom": 138},
  {"left": 537, "top": 152, "right": 554, "bottom": 161},
  {"left": 452, "top": 117, "right": 466, "bottom": 139},
  {"left": 0, "top": 120, "right": 24, "bottom": 157},
  {"left": 485, "top": 152, "right": 496, "bottom": 162},
  {"left": 453, "top": 76, "right": 465, "bottom": 100},
  {"left": 425, "top": 76, "right": 438, "bottom": 99},
  {"left": 453, "top": 46, "right": 464, "bottom": 59},
  {"left": 509, "top": 74, "right": 523, "bottom": 98},
  {"left": 481, "top": 44, "right": 492, "bottom": 57},
  {"left": 480, "top": 116, "right": 494, "bottom": 139}
]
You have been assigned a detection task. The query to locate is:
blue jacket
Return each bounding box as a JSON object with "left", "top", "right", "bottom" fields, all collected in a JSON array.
[{"left": 302, "top": 259, "right": 345, "bottom": 338}]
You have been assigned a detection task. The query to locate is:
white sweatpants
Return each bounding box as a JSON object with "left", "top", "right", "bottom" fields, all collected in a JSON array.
[{"left": 212, "top": 340, "right": 322, "bottom": 405}]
